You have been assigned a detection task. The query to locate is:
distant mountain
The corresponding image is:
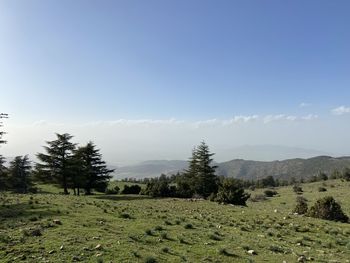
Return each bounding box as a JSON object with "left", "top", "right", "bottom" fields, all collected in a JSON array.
[
  {"left": 114, "top": 156, "right": 350, "bottom": 181},
  {"left": 215, "top": 145, "right": 331, "bottom": 162},
  {"left": 216, "top": 156, "right": 350, "bottom": 180},
  {"left": 115, "top": 160, "right": 188, "bottom": 179}
]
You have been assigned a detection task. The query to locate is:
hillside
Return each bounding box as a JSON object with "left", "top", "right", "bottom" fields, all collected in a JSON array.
[
  {"left": 1, "top": 180, "right": 350, "bottom": 262},
  {"left": 115, "top": 156, "right": 350, "bottom": 181},
  {"left": 217, "top": 156, "right": 350, "bottom": 180}
]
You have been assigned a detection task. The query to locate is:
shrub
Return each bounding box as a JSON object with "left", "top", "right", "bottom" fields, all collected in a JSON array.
[
  {"left": 184, "top": 223, "right": 193, "bottom": 229},
  {"left": 292, "top": 184, "right": 303, "bottom": 194},
  {"left": 121, "top": 185, "right": 141, "bottom": 195},
  {"left": 264, "top": 190, "right": 278, "bottom": 197},
  {"left": 144, "top": 256, "right": 157, "bottom": 263},
  {"left": 105, "top": 185, "right": 120, "bottom": 195},
  {"left": 307, "top": 196, "right": 349, "bottom": 223},
  {"left": 293, "top": 196, "right": 308, "bottom": 215},
  {"left": 215, "top": 178, "right": 250, "bottom": 206},
  {"left": 318, "top": 187, "right": 327, "bottom": 192}
]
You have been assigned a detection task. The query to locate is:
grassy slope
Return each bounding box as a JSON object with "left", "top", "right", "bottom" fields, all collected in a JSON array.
[{"left": 1, "top": 180, "right": 350, "bottom": 263}]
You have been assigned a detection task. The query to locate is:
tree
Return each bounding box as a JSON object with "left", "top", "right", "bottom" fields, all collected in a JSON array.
[
  {"left": 0, "top": 113, "right": 8, "bottom": 145},
  {"left": 7, "top": 155, "right": 34, "bottom": 193},
  {"left": 343, "top": 168, "right": 350, "bottom": 181},
  {"left": 36, "top": 133, "right": 76, "bottom": 194},
  {"left": 215, "top": 178, "right": 250, "bottom": 205},
  {"left": 0, "top": 155, "right": 8, "bottom": 191},
  {"left": 73, "top": 142, "right": 114, "bottom": 195},
  {"left": 260, "top": 176, "right": 276, "bottom": 187}
]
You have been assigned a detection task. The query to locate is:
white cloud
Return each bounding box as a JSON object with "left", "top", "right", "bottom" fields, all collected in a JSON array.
[
  {"left": 331, "top": 106, "right": 350, "bottom": 115},
  {"left": 301, "top": 114, "right": 318, "bottom": 120},
  {"left": 223, "top": 115, "right": 259, "bottom": 125},
  {"left": 263, "top": 114, "right": 318, "bottom": 123}
]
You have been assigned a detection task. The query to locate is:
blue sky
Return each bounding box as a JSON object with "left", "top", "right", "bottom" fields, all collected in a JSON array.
[{"left": 1, "top": 0, "right": 350, "bottom": 163}]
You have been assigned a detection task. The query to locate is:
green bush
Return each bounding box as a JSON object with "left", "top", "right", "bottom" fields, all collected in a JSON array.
[
  {"left": 215, "top": 178, "right": 250, "bottom": 206},
  {"left": 293, "top": 196, "right": 308, "bottom": 215},
  {"left": 264, "top": 190, "right": 278, "bottom": 197},
  {"left": 307, "top": 196, "right": 349, "bottom": 223}
]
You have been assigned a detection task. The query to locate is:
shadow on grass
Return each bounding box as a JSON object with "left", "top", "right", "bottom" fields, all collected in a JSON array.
[
  {"left": 93, "top": 194, "right": 153, "bottom": 201},
  {"left": 0, "top": 203, "right": 62, "bottom": 224}
]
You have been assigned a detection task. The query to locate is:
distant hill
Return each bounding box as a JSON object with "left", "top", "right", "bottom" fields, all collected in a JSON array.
[
  {"left": 114, "top": 156, "right": 350, "bottom": 181},
  {"left": 216, "top": 156, "right": 350, "bottom": 180},
  {"left": 115, "top": 160, "right": 188, "bottom": 179}
]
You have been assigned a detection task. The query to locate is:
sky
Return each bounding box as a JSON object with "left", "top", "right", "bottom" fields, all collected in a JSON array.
[{"left": 1, "top": 0, "right": 350, "bottom": 165}]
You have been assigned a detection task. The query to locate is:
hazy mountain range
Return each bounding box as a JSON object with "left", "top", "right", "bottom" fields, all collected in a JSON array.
[{"left": 114, "top": 146, "right": 350, "bottom": 180}]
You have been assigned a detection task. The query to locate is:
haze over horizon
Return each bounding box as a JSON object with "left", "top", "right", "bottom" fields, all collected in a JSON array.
[{"left": 1, "top": 0, "right": 350, "bottom": 165}]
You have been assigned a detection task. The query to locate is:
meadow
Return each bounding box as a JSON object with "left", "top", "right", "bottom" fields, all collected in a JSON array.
[{"left": 1, "top": 180, "right": 350, "bottom": 263}]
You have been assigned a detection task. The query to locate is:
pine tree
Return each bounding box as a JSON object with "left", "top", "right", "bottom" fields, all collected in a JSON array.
[
  {"left": 178, "top": 142, "right": 219, "bottom": 198},
  {"left": 73, "top": 142, "right": 114, "bottom": 195},
  {"left": 36, "top": 133, "right": 76, "bottom": 194},
  {"left": 194, "top": 141, "right": 218, "bottom": 197},
  {"left": 8, "top": 155, "right": 34, "bottom": 193}
]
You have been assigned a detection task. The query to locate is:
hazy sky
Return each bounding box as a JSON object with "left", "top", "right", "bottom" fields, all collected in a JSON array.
[{"left": 1, "top": 0, "right": 350, "bottom": 165}]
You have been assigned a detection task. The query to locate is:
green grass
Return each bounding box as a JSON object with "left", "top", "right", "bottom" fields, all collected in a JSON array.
[{"left": 1, "top": 179, "right": 350, "bottom": 262}]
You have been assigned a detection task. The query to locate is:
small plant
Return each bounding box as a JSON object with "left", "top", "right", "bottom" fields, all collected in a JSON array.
[
  {"left": 164, "top": 220, "right": 172, "bottom": 225},
  {"left": 161, "top": 232, "right": 169, "bottom": 240},
  {"left": 154, "top": 225, "right": 163, "bottom": 231},
  {"left": 209, "top": 233, "right": 222, "bottom": 241},
  {"left": 293, "top": 196, "right": 308, "bottom": 215},
  {"left": 264, "top": 190, "right": 278, "bottom": 197},
  {"left": 144, "top": 256, "right": 157, "bottom": 263},
  {"left": 318, "top": 187, "right": 327, "bottom": 192},
  {"left": 292, "top": 184, "right": 303, "bottom": 194},
  {"left": 119, "top": 213, "right": 132, "bottom": 219},
  {"left": 161, "top": 247, "right": 169, "bottom": 253},
  {"left": 184, "top": 223, "right": 193, "bottom": 229},
  {"left": 145, "top": 229, "right": 153, "bottom": 236},
  {"left": 307, "top": 196, "right": 349, "bottom": 223}
]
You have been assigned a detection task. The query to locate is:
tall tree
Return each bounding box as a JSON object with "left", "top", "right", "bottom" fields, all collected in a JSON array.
[
  {"left": 181, "top": 142, "right": 218, "bottom": 198},
  {"left": 73, "top": 142, "right": 114, "bottom": 195},
  {"left": 194, "top": 141, "right": 218, "bottom": 197},
  {"left": 36, "top": 133, "right": 76, "bottom": 194},
  {"left": 8, "top": 155, "right": 33, "bottom": 193}
]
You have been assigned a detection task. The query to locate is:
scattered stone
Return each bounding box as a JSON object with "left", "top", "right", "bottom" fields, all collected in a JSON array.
[
  {"left": 247, "top": 250, "right": 257, "bottom": 255},
  {"left": 274, "top": 209, "right": 278, "bottom": 213},
  {"left": 298, "top": 255, "right": 306, "bottom": 263},
  {"left": 60, "top": 245, "right": 64, "bottom": 250},
  {"left": 95, "top": 244, "right": 102, "bottom": 250},
  {"left": 92, "top": 236, "right": 100, "bottom": 240},
  {"left": 48, "top": 250, "right": 55, "bottom": 254},
  {"left": 96, "top": 253, "right": 103, "bottom": 257},
  {"left": 53, "top": 219, "right": 62, "bottom": 225}
]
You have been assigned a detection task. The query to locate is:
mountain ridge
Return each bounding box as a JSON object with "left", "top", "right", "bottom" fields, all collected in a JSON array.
[{"left": 114, "top": 156, "right": 350, "bottom": 180}]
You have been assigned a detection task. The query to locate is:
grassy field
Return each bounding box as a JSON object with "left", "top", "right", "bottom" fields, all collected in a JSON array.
[{"left": 1, "top": 180, "right": 350, "bottom": 263}]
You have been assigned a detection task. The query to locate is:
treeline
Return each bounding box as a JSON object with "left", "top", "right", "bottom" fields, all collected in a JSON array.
[
  {"left": 121, "top": 167, "right": 350, "bottom": 190},
  {"left": 0, "top": 133, "right": 114, "bottom": 195},
  {"left": 136, "top": 142, "right": 251, "bottom": 205}
]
